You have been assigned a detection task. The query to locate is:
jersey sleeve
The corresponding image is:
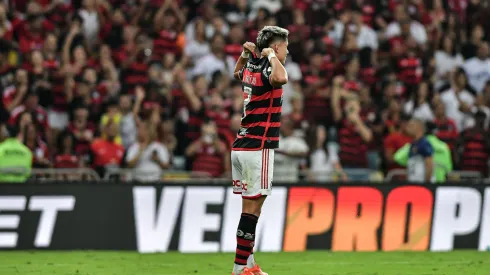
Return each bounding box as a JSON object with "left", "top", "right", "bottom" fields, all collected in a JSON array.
[{"left": 419, "top": 140, "right": 434, "bottom": 158}]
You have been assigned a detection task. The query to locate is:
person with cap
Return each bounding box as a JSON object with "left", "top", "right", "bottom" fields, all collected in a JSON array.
[
  {"left": 394, "top": 121, "right": 452, "bottom": 183},
  {"left": 0, "top": 123, "right": 33, "bottom": 183}
]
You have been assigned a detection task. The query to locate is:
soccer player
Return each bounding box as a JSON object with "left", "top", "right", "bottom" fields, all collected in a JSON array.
[
  {"left": 404, "top": 119, "right": 436, "bottom": 183},
  {"left": 230, "top": 26, "right": 289, "bottom": 275}
]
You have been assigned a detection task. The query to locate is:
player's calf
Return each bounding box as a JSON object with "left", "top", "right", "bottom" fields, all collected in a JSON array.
[{"left": 233, "top": 213, "right": 258, "bottom": 274}]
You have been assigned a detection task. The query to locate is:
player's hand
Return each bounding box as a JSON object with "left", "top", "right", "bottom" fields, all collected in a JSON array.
[
  {"left": 261, "top": 48, "right": 275, "bottom": 57},
  {"left": 243, "top": 42, "right": 256, "bottom": 54}
]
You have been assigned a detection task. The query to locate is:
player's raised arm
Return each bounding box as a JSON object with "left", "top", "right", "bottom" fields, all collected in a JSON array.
[
  {"left": 233, "top": 42, "right": 256, "bottom": 80},
  {"left": 261, "top": 47, "right": 288, "bottom": 87}
]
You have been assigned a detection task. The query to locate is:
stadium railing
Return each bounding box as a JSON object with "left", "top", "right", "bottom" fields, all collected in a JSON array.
[
  {"left": 0, "top": 167, "right": 101, "bottom": 182},
  {"left": 103, "top": 168, "right": 230, "bottom": 183},
  {"left": 31, "top": 168, "right": 101, "bottom": 181},
  {"left": 0, "top": 168, "right": 486, "bottom": 184},
  {"left": 385, "top": 169, "right": 482, "bottom": 183}
]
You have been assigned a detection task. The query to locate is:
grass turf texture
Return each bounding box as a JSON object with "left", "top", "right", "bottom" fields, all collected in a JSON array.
[{"left": 0, "top": 251, "right": 488, "bottom": 275}]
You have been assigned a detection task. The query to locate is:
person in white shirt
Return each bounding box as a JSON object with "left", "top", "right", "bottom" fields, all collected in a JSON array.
[
  {"left": 329, "top": 8, "right": 378, "bottom": 50},
  {"left": 119, "top": 94, "right": 137, "bottom": 149},
  {"left": 404, "top": 81, "right": 434, "bottom": 122},
  {"left": 440, "top": 68, "right": 475, "bottom": 132},
  {"left": 435, "top": 35, "right": 464, "bottom": 89},
  {"left": 125, "top": 121, "right": 170, "bottom": 182},
  {"left": 192, "top": 33, "right": 235, "bottom": 81},
  {"left": 79, "top": 0, "right": 100, "bottom": 48},
  {"left": 384, "top": 5, "right": 427, "bottom": 45},
  {"left": 184, "top": 18, "right": 210, "bottom": 64},
  {"left": 273, "top": 118, "right": 309, "bottom": 183},
  {"left": 282, "top": 56, "right": 302, "bottom": 115},
  {"left": 307, "top": 125, "right": 346, "bottom": 182},
  {"left": 463, "top": 42, "right": 490, "bottom": 94}
]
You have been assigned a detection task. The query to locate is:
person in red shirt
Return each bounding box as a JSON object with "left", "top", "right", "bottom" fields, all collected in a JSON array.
[
  {"left": 90, "top": 119, "right": 125, "bottom": 177},
  {"left": 55, "top": 130, "right": 81, "bottom": 169},
  {"left": 383, "top": 114, "right": 412, "bottom": 173},
  {"left": 3, "top": 68, "right": 29, "bottom": 114},
  {"left": 433, "top": 101, "right": 458, "bottom": 153},
  {"left": 68, "top": 106, "right": 95, "bottom": 163},
  {"left": 23, "top": 123, "right": 50, "bottom": 168},
  {"left": 186, "top": 119, "right": 230, "bottom": 178},
  {"left": 225, "top": 25, "right": 245, "bottom": 61},
  {"left": 9, "top": 91, "right": 50, "bottom": 139}
]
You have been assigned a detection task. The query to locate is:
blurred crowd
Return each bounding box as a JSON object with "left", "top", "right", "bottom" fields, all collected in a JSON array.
[{"left": 0, "top": 0, "right": 490, "bottom": 182}]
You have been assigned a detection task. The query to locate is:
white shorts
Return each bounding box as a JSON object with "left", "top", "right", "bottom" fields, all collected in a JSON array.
[
  {"left": 48, "top": 109, "right": 69, "bottom": 130},
  {"left": 231, "top": 149, "right": 275, "bottom": 198}
]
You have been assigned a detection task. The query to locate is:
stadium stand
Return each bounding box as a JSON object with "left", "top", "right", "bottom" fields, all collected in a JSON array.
[{"left": 1, "top": 0, "right": 490, "bottom": 183}]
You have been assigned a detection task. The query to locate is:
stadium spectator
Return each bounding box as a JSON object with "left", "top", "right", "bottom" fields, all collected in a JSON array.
[
  {"left": 9, "top": 90, "right": 49, "bottom": 139},
  {"left": 23, "top": 122, "right": 50, "bottom": 168},
  {"left": 384, "top": 5, "right": 428, "bottom": 45},
  {"left": 440, "top": 68, "right": 475, "bottom": 132},
  {"left": 1, "top": 0, "right": 490, "bottom": 183},
  {"left": 192, "top": 33, "right": 235, "bottom": 80},
  {"left": 54, "top": 130, "right": 81, "bottom": 169},
  {"left": 184, "top": 18, "right": 211, "bottom": 63},
  {"left": 463, "top": 42, "right": 490, "bottom": 94},
  {"left": 118, "top": 94, "right": 136, "bottom": 149},
  {"left": 3, "top": 68, "right": 29, "bottom": 114},
  {"left": 461, "top": 24, "right": 485, "bottom": 60},
  {"left": 433, "top": 101, "right": 459, "bottom": 156},
  {"left": 126, "top": 121, "right": 170, "bottom": 182},
  {"left": 274, "top": 118, "right": 309, "bottom": 183},
  {"left": 68, "top": 105, "right": 95, "bottom": 163},
  {"left": 383, "top": 114, "right": 412, "bottom": 174},
  {"left": 186, "top": 119, "right": 229, "bottom": 178},
  {"left": 90, "top": 119, "right": 125, "bottom": 177},
  {"left": 434, "top": 35, "right": 464, "bottom": 90},
  {"left": 0, "top": 4, "right": 12, "bottom": 40},
  {"left": 458, "top": 111, "right": 490, "bottom": 177},
  {"left": 307, "top": 124, "right": 346, "bottom": 182},
  {"left": 336, "top": 97, "right": 373, "bottom": 169},
  {"left": 403, "top": 81, "right": 435, "bottom": 122}
]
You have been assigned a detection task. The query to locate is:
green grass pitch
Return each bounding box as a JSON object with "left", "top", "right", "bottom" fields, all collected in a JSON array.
[{"left": 0, "top": 251, "right": 489, "bottom": 275}]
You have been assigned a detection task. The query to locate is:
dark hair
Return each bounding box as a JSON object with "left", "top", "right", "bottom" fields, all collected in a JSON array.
[
  {"left": 438, "top": 35, "right": 457, "bottom": 56},
  {"left": 256, "top": 26, "right": 289, "bottom": 51},
  {"left": 57, "top": 130, "right": 75, "bottom": 153},
  {"left": 0, "top": 38, "right": 11, "bottom": 54}
]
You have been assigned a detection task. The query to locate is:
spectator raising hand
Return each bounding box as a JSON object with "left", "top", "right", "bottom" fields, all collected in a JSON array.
[{"left": 1, "top": 0, "right": 489, "bottom": 183}]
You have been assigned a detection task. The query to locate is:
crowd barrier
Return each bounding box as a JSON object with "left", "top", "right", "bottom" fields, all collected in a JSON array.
[
  {"left": 0, "top": 182, "right": 488, "bottom": 252},
  {"left": 1, "top": 168, "right": 487, "bottom": 183}
]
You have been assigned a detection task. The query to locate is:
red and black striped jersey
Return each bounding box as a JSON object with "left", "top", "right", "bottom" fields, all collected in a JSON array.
[
  {"left": 152, "top": 30, "right": 181, "bottom": 60},
  {"left": 460, "top": 129, "right": 489, "bottom": 176},
  {"left": 232, "top": 57, "right": 283, "bottom": 151}
]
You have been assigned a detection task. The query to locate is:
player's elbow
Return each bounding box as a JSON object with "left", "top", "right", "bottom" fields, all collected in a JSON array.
[{"left": 270, "top": 75, "right": 288, "bottom": 86}]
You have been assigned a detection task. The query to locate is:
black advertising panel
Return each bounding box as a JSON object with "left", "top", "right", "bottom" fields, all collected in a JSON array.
[{"left": 0, "top": 183, "right": 488, "bottom": 252}]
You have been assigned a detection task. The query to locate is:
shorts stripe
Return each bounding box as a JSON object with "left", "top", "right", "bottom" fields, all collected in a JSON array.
[
  {"left": 261, "top": 150, "right": 266, "bottom": 189},
  {"left": 265, "top": 149, "right": 269, "bottom": 189}
]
